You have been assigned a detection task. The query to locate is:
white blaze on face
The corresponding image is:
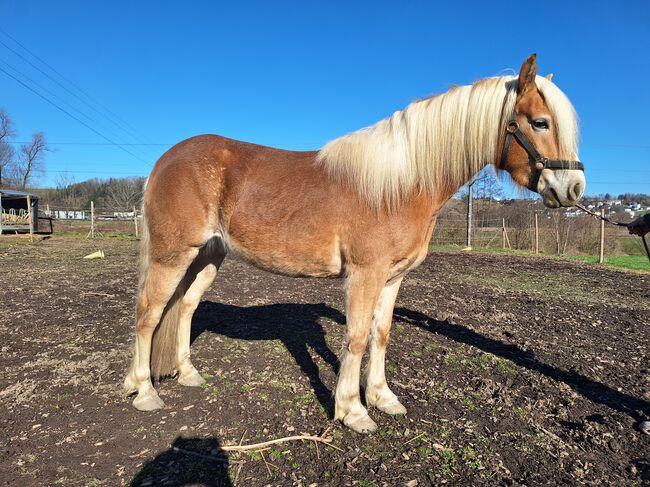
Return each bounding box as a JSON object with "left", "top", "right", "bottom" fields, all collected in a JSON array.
[{"left": 537, "top": 168, "right": 586, "bottom": 208}]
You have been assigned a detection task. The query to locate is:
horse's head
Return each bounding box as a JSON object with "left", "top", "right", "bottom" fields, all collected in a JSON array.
[{"left": 498, "top": 54, "right": 586, "bottom": 208}]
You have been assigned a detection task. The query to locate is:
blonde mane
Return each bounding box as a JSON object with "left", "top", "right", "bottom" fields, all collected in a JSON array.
[{"left": 316, "top": 75, "right": 578, "bottom": 208}]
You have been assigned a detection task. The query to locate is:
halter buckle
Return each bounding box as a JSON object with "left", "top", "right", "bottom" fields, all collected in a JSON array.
[
  {"left": 506, "top": 121, "right": 519, "bottom": 133},
  {"left": 535, "top": 161, "right": 545, "bottom": 170}
]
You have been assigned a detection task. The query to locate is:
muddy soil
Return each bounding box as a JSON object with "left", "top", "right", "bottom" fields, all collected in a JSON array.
[{"left": 0, "top": 237, "right": 648, "bottom": 486}]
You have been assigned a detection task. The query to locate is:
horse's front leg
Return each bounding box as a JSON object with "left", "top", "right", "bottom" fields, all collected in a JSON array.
[
  {"left": 335, "top": 267, "right": 385, "bottom": 434},
  {"left": 364, "top": 277, "right": 407, "bottom": 415}
]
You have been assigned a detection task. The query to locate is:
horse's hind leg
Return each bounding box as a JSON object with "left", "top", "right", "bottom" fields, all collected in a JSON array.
[
  {"left": 335, "top": 267, "right": 385, "bottom": 434},
  {"left": 177, "top": 249, "right": 225, "bottom": 386},
  {"left": 364, "top": 277, "right": 407, "bottom": 415},
  {"left": 125, "top": 251, "right": 197, "bottom": 411}
]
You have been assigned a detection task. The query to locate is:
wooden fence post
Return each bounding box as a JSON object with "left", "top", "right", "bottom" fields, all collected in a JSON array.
[
  {"left": 534, "top": 213, "right": 539, "bottom": 254},
  {"left": 133, "top": 206, "right": 139, "bottom": 238},
  {"left": 599, "top": 209, "right": 605, "bottom": 264},
  {"left": 502, "top": 218, "right": 506, "bottom": 249},
  {"left": 87, "top": 201, "right": 95, "bottom": 239},
  {"left": 26, "top": 194, "right": 33, "bottom": 243},
  {"left": 465, "top": 181, "right": 473, "bottom": 249}
]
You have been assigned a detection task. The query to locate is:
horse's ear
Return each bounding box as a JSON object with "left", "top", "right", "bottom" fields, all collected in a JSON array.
[
  {"left": 546, "top": 73, "right": 554, "bottom": 81},
  {"left": 517, "top": 53, "right": 538, "bottom": 96}
]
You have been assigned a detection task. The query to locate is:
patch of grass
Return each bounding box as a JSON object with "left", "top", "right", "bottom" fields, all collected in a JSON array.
[
  {"left": 566, "top": 254, "right": 649, "bottom": 271},
  {"left": 473, "top": 432, "right": 488, "bottom": 444},
  {"left": 132, "top": 426, "right": 146, "bottom": 437},
  {"left": 462, "top": 445, "right": 484, "bottom": 471},
  {"left": 356, "top": 480, "right": 377, "bottom": 487},
  {"left": 56, "top": 392, "right": 73, "bottom": 402},
  {"left": 431, "top": 423, "right": 451, "bottom": 440},
  {"left": 269, "top": 448, "right": 286, "bottom": 461},
  {"left": 439, "top": 448, "right": 457, "bottom": 477},
  {"left": 461, "top": 396, "right": 478, "bottom": 412},
  {"left": 430, "top": 242, "right": 649, "bottom": 272},
  {"left": 244, "top": 450, "right": 263, "bottom": 461},
  {"left": 495, "top": 357, "right": 519, "bottom": 377},
  {"left": 418, "top": 445, "right": 433, "bottom": 458},
  {"left": 424, "top": 343, "right": 439, "bottom": 353},
  {"left": 295, "top": 392, "right": 313, "bottom": 407}
]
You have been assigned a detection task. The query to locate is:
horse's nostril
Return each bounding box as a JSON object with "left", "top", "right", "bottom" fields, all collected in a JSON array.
[{"left": 569, "top": 181, "right": 584, "bottom": 201}]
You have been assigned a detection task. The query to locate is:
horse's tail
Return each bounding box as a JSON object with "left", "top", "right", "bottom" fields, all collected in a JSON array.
[
  {"left": 142, "top": 211, "right": 184, "bottom": 381},
  {"left": 150, "top": 284, "right": 184, "bottom": 380},
  {"left": 127, "top": 189, "right": 183, "bottom": 383}
]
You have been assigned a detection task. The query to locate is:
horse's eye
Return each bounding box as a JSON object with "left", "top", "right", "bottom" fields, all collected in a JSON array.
[{"left": 532, "top": 119, "right": 549, "bottom": 131}]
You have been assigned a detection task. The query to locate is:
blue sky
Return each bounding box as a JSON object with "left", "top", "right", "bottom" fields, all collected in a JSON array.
[{"left": 1, "top": 1, "right": 648, "bottom": 197}]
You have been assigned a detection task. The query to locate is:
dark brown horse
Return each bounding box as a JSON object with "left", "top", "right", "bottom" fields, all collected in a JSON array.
[{"left": 124, "top": 54, "right": 585, "bottom": 433}]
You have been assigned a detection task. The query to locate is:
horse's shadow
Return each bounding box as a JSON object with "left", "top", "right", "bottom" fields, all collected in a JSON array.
[
  {"left": 191, "top": 301, "right": 345, "bottom": 416},
  {"left": 190, "top": 301, "right": 649, "bottom": 423},
  {"left": 393, "top": 307, "right": 650, "bottom": 421},
  {"left": 129, "top": 436, "right": 232, "bottom": 487}
]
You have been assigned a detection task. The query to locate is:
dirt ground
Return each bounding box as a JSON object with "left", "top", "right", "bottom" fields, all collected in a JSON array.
[{"left": 0, "top": 236, "right": 648, "bottom": 486}]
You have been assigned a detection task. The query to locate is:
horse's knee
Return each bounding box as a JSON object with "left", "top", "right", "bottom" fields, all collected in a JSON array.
[
  {"left": 135, "top": 310, "right": 158, "bottom": 334},
  {"left": 347, "top": 332, "right": 369, "bottom": 355}
]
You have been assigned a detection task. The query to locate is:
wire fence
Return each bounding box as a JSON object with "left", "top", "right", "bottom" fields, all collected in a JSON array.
[
  {"left": 37, "top": 203, "right": 141, "bottom": 237},
  {"left": 432, "top": 210, "right": 647, "bottom": 259},
  {"left": 28, "top": 201, "right": 649, "bottom": 265}
]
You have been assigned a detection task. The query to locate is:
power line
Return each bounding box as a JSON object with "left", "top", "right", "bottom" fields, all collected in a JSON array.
[
  {"left": 0, "top": 29, "right": 158, "bottom": 146},
  {"left": 52, "top": 169, "right": 147, "bottom": 176},
  {"left": 583, "top": 143, "right": 650, "bottom": 149},
  {"left": 10, "top": 141, "right": 171, "bottom": 147},
  {"left": 0, "top": 30, "right": 159, "bottom": 157},
  {"left": 0, "top": 65, "right": 153, "bottom": 166},
  {"left": 0, "top": 58, "right": 155, "bottom": 161}
]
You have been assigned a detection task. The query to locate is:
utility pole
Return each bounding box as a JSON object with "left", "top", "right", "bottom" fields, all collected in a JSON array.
[{"left": 466, "top": 180, "right": 474, "bottom": 249}]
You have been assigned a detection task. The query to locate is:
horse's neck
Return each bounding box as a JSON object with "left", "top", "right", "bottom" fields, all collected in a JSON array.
[{"left": 418, "top": 161, "right": 491, "bottom": 216}]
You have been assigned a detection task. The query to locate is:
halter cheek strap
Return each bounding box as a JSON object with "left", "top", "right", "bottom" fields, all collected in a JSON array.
[{"left": 500, "top": 120, "right": 584, "bottom": 192}]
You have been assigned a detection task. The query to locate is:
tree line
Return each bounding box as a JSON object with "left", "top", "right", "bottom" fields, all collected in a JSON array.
[{"left": 36, "top": 176, "right": 146, "bottom": 210}]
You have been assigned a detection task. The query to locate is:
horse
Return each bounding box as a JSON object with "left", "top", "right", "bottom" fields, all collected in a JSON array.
[{"left": 124, "top": 54, "right": 586, "bottom": 433}]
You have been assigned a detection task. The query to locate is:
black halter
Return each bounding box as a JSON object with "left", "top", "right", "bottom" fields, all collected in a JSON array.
[{"left": 500, "top": 120, "right": 584, "bottom": 192}]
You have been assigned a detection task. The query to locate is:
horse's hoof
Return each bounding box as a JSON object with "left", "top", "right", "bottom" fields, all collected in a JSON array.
[
  {"left": 343, "top": 412, "right": 378, "bottom": 434},
  {"left": 132, "top": 391, "right": 164, "bottom": 411},
  {"left": 178, "top": 370, "right": 205, "bottom": 387},
  {"left": 376, "top": 399, "right": 407, "bottom": 416}
]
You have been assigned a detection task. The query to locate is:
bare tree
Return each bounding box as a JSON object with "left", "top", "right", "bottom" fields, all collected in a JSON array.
[
  {"left": 103, "top": 177, "right": 145, "bottom": 210},
  {"left": 15, "top": 132, "right": 49, "bottom": 190},
  {"left": 0, "top": 109, "right": 15, "bottom": 186},
  {"left": 55, "top": 172, "right": 82, "bottom": 208}
]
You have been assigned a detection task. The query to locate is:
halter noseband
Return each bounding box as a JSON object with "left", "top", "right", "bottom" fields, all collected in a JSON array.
[{"left": 499, "top": 120, "right": 584, "bottom": 192}]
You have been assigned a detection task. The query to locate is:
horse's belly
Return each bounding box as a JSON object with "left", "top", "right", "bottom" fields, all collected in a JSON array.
[{"left": 225, "top": 227, "right": 344, "bottom": 278}]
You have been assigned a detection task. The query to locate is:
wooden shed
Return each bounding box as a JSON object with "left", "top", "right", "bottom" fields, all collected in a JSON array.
[{"left": 0, "top": 189, "right": 39, "bottom": 234}]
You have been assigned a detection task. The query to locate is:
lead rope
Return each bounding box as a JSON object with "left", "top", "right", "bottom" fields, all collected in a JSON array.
[{"left": 574, "top": 204, "right": 650, "bottom": 263}]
